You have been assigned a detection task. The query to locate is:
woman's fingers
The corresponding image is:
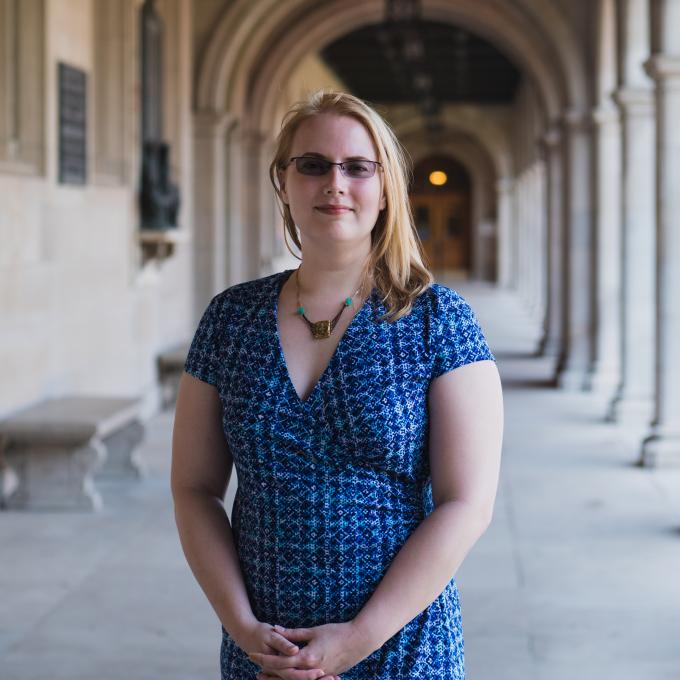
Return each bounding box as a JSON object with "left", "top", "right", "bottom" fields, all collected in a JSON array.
[
  {"left": 255, "top": 673, "right": 340, "bottom": 680},
  {"left": 254, "top": 671, "right": 325, "bottom": 680},
  {"left": 269, "top": 628, "right": 299, "bottom": 655},
  {"left": 274, "top": 624, "right": 313, "bottom": 639}
]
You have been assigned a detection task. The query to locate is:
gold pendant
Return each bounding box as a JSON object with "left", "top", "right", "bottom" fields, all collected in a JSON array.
[{"left": 311, "top": 320, "right": 331, "bottom": 339}]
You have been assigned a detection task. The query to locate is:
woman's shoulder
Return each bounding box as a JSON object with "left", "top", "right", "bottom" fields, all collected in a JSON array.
[
  {"left": 207, "top": 270, "right": 284, "bottom": 313},
  {"left": 411, "top": 281, "right": 468, "bottom": 318}
]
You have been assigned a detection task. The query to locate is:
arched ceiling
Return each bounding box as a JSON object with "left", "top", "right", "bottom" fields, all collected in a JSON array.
[
  {"left": 196, "top": 0, "right": 588, "bottom": 128},
  {"left": 320, "top": 21, "right": 521, "bottom": 104}
]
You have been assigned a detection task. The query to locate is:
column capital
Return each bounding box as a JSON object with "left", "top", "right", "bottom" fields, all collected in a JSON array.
[
  {"left": 239, "top": 129, "right": 269, "bottom": 145},
  {"left": 613, "top": 86, "right": 655, "bottom": 116},
  {"left": 194, "top": 110, "right": 235, "bottom": 137},
  {"left": 643, "top": 54, "right": 680, "bottom": 81},
  {"left": 495, "top": 177, "right": 514, "bottom": 193},
  {"left": 561, "top": 108, "right": 590, "bottom": 133},
  {"left": 589, "top": 102, "right": 620, "bottom": 126},
  {"left": 541, "top": 126, "right": 561, "bottom": 148}
]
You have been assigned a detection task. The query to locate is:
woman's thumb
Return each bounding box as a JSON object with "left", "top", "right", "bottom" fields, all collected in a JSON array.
[{"left": 274, "top": 624, "right": 312, "bottom": 639}]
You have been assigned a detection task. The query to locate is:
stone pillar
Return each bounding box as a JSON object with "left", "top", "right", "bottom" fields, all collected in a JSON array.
[
  {"left": 538, "top": 127, "right": 564, "bottom": 359},
  {"left": 608, "top": 87, "right": 656, "bottom": 431},
  {"left": 226, "top": 120, "right": 246, "bottom": 287},
  {"left": 537, "top": 162, "right": 548, "bottom": 330},
  {"left": 525, "top": 168, "right": 537, "bottom": 314},
  {"left": 641, "top": 2, "right": 680, "bottom": 465},
  {"left": 588, "top": 103, "right": 623, "bottom": 397},
  {"left": 607, "top": 0, "right": 656, "bottom": 440},
  {"left": 515, "top": 176, "right": 523, "bottom": 293},
  {"left": 518, "top": 172, "right": 529, "bottom": 301},
  {"left": 496, "top": 178, "right": 514, "bottom": 289},
  {"left": 240, "top": 128, "right": 267, "bottom": 280},
  {"left": 510, "top": 179, "right": 521, "bottom": 290},
  {"left": 193, "top": 111, "right": 232, "bottom": 310},
  {"left": 556, "top": 111, "right": 594, "bottom": 390}
]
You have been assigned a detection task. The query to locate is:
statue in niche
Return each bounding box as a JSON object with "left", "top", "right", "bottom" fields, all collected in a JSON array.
[
  {"left": 139, "top": 0, "right": 180, "bottom": 230},
  {"left": 141, "top": 141, "right": 180, "bottom": 229}
]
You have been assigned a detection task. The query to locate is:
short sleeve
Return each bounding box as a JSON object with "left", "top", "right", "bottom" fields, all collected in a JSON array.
[
  {"left": 430, "top": 286, "right": 495, "bottom": 379},
  {"left": 184, "top": 294, "right": 224, "bottom": 388}
]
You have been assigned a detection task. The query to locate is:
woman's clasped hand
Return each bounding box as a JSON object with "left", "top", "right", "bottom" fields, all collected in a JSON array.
[{"left": 245, "top": 620, "right": 372, "bottom": 680}]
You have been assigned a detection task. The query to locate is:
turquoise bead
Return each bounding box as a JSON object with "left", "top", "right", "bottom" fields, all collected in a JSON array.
[
  {"left": 345, "top": 297, "right": 352, "bottom": 305},
  {"left": 297, "top": 306, "right": 305, "bottom": 314}
]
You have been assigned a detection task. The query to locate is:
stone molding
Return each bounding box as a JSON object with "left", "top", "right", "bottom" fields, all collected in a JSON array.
[
  {"left": 643, "top": 54, "right": 680, "bottom": 81},
  {"left": 613, "top": 86, "right": 655, "bottom": 116}
]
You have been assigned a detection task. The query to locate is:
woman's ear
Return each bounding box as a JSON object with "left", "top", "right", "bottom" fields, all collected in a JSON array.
[
  {"left": 278, "top": 169, "right": 289, "bottom": 205},
  {"left": 379, "top": 192, "right": 387, "bottom": 211}
]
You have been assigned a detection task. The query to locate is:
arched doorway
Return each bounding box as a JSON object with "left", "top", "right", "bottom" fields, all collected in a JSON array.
[{"left": 410, "top": 155, "right": 472, "bottom": 273}]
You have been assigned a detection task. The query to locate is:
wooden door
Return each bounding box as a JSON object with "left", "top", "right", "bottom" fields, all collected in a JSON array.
[{"left": 412, "top": 192, "right": 470, "bottom": 271}]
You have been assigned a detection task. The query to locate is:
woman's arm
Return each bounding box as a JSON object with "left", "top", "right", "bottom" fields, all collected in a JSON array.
[
  {"left": 350, "top": 360, "right": 504, "bottom": 653},
  {"left": 170, "top": 371, "right": 257, "bottom": 649}
]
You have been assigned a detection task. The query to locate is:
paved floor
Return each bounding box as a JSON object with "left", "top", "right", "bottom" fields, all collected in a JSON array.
[{"left": 1, "top": 279, "right": 679, "bottom": 680}]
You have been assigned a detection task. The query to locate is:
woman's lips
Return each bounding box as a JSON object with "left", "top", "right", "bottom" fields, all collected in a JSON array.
[{"left": 316, "top": 206, "right": 352, "bottom": 214}]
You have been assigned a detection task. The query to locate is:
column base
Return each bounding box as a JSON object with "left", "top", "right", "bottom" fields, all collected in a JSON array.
[
  {"left": 537, "top": 332, "right": 561, "bottom": 358},
  {"left": 556, "top": 365, "right": 590, "bottom": 391},
  {"left": 640, "top": 434, "right": 680, "bottom": 468},
  {"left": 587, "top": 363, "right": 621, "bottom": 400},
  {"left": 606, "top": 394, "right": 654, "bottom": 427}
]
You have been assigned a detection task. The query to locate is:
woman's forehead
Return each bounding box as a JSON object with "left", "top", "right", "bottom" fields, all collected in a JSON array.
[{"left": 291, "top": 113, "right": 378, "bottom": 157}]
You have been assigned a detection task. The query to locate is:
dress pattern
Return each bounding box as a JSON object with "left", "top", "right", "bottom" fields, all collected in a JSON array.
[{"left": 184, "top": 268, "right": 495, "bottom": 679}]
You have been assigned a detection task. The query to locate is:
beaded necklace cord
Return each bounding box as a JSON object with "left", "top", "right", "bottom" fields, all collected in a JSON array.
[{"left": 294, "top": 267, "right": 366, "bottom": 340}]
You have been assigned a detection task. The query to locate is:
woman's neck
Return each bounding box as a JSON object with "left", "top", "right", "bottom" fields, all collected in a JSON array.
[{"left": 294, "top": 259, "right": 373, "bottom": 302}]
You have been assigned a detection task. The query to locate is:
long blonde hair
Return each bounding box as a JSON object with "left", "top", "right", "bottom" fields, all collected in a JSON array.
[{"left": 269, "top": 90, "right": 434, "bottom": 323}]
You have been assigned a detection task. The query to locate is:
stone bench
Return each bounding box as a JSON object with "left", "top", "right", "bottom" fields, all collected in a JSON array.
[
  {"left": 0, "top": 396, "right": 145, "bottom": 511},
  {"left": 157, "top": 343, "right": 189, "bottom": 409}
]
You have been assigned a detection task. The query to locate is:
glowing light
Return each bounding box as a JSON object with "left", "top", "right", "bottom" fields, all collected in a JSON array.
[{"left": 429, "top": 171, "right": 447, "bottom": 186}]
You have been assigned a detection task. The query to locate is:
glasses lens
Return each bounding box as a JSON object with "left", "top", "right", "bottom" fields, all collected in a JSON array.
[
  {"left": 295, "top": 157, "right": 330, "bottom": 175},
  {"left": 342, "top": 161, "right": 375, "bottom": 178}
]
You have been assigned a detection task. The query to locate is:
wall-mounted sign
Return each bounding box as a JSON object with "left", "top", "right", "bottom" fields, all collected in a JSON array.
[{"left": 58, "top": 63, "right": 87, "bottom": 185}]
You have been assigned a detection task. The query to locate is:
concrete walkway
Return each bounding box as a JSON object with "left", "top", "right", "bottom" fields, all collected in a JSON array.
[{"left": 1, "top": 280, "right": 679, "bottom": 680}]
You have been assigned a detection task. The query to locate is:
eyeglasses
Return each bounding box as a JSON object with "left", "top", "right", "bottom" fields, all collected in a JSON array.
[{"left": 287, "top": 156, "right": 383, "bottom": 179}]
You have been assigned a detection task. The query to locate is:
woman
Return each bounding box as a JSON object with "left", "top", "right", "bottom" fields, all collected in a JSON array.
[{"left": 171, "top": 90, "right": 503, "bottom": 680}]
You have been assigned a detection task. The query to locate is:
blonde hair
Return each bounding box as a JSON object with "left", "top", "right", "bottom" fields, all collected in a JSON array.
[{"left": 269, "top": 90, "right": 434, "bottom": 323}]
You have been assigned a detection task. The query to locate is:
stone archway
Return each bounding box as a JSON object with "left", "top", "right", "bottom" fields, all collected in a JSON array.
[
  {"left": 193, "top": 0, "right": 589, "bottom": 280},
  {"left": 192, "top": 0, "right": 593, "bottom": 389}
]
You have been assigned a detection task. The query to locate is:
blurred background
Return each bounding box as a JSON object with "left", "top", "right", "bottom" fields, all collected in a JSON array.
[{"left": 1, "top": 1, "right": 679, "bottom": 678}]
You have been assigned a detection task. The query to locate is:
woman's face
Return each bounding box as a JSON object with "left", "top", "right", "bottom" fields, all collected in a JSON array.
[{"left": 279, "top": 113, "right": 386, "bottom": 249}]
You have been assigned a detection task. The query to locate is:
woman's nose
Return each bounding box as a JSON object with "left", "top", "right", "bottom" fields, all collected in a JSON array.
[{"left": 323, "top": 164, "right": 347, "bottom": 193}]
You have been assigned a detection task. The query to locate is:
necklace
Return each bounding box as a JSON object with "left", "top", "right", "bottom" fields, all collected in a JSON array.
[{"left": 295, "top": 267, "right": 366, "bottom": 340}]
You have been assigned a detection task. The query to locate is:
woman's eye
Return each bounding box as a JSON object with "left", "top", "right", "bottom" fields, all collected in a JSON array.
[
  {"left": 299, "top": 159, "right": 325, "bottom": 173},
  {"left": 345, "top": 162, "right": 370, "bottom": 175}
]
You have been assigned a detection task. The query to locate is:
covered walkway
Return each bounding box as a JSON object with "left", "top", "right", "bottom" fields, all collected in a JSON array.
[{"left": 1, "top": 278, "right": 678, "bottom": 680}]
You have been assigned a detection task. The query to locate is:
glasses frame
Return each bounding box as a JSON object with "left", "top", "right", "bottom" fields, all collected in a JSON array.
[{"left": 287, "top": 156, "right": 383, "bottom": 179}]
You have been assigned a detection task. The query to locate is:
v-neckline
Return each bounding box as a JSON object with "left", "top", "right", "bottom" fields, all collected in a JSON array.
[{"left": 273, "top": 268, "right": 375, "bottom": 407}]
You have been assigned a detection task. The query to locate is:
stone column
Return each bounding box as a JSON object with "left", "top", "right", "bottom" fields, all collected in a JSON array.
[
  {"left": 496, "top": 178, "right": 514, "bottom": 289},
  {"left": 641, "top": 2, "right": 680, "bottom": 465},
  {"left": 528, "top": 163, "right": 546, "bottom": 321},
  {"left": 538, "top": 127, "right": 564, "bottom": 359},
  {"left": 525, "top": 168, "right": 537, "bottom": 314},
  {"left": 588, "top": 103, "right": 623, "bottom": 397},
  {"left": 225, "top": 120, "right": 246, "bottom": 287},
  {"left": 240, "top": 128, "right": 268, "bottom": 281},
  {"left": 193, "top": 111, "right": 232, "bottom": 311},
  {"left": 607, "top": 0, "right": 656, "bottom": 436},
  {"left": 607, "top": 87, "right": 656, "bottom": 432},
  {"left": 510, "top": 178, "right": 521, "bottom": 290},
  {"left": 518, "top": 172, "right": 529, "bottom": 301},
  {"left": 556, "top": 111, "right": 594, "bottom": 390}
]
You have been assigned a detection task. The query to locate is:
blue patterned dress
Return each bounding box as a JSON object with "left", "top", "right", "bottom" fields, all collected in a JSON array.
[{"left": 184, "top": 268, "right": 495, "bottom": 679}]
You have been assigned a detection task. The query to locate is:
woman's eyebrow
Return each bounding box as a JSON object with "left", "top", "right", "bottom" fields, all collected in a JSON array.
[{"left": 300, "top": 151, "right": 372, "bottom": 161}]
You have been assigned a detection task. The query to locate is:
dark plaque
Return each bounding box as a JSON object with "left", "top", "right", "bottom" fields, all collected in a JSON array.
[{"left": 58, "top": 63, "right": 87, "bottom": 185}]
